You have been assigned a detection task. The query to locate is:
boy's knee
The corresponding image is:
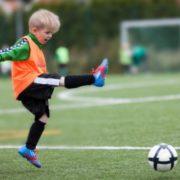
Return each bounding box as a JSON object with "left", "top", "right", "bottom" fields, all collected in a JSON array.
[{"left": 39, "top": 114, "right": 49, "bottom": 123}]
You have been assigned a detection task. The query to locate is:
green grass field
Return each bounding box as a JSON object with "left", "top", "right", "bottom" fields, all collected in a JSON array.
[{"left": 1, "top": 73, "right": 180, "bottom": 180}]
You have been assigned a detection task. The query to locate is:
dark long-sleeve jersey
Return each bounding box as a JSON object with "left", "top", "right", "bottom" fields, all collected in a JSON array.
[{"left": 0, "top": 33, "right": 44, "bottom": 62}]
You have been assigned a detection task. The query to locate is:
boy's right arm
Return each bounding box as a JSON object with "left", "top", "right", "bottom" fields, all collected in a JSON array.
[{"left": 0, "top": 38, "right": 30, "bottom": 62}]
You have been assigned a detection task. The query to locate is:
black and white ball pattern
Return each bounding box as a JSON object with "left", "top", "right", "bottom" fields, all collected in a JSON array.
[{"left": 148, "top": 143, "right": 178, "bottom": 172}]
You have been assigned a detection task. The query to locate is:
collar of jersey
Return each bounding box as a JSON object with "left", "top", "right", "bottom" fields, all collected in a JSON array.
[{"left": 28, "top": 33, "right": 44, "bottom": 49}]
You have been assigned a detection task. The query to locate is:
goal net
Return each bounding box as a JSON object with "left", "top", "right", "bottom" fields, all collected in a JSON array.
[{"left": 120, "top": 18, "right": 180, "bottom": 72}]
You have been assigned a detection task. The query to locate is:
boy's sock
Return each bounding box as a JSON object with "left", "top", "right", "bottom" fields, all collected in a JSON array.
[
  {"left": 26, "top": 120, "right": 46, "bottom": 150},
  {"left": 65, "top": 75, "right": 95, "bottom": 89}
]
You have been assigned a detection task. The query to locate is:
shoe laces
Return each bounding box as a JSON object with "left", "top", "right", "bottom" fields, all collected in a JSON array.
[{"left": 91, "top": 65, "right": 104, "bottom": 74}]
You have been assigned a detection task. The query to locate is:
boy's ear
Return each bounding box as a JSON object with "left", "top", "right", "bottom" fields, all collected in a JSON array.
[{"left": 31, "top": 27, "right": 38, "bottom": 33}]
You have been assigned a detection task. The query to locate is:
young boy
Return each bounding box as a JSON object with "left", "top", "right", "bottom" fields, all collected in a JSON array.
[{"left": 0, "top": 9, "right": 108, "bottom": 168}]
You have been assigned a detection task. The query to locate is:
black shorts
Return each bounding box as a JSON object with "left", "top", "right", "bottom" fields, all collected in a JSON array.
[{"left": 18, "top": 73, "right": 61, "bottom": 121}]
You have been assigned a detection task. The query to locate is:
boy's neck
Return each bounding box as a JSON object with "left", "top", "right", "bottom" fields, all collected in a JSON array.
[{"left": 28, "top": 33, "right": 44, "bottom": 49}]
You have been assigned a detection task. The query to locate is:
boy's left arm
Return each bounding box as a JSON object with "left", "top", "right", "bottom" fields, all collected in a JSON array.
[{"left": 0, "top": 38, "right": 30, "bottom": 62}]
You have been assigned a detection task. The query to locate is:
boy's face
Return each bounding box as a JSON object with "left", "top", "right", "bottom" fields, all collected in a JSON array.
[{"left": 31, "top": 27, "right": 53, "bottom": 44}]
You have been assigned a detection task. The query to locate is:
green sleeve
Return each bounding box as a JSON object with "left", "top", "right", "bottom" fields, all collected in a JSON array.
[{"left": 0, "top": 38, "right": 30, "bottom": 62}]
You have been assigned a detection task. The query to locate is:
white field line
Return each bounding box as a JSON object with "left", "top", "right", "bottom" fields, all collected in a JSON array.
[
  {"left": 0, "top": 145, "right": 180, "bottom": 150},
  {"left": 1, "top": 79, "right": 180, "bottom": 115},
  {"left": 57, "top": 80, "right": 180, "bottom": 107},
  {"left": 0, "top": 145, "right": 160, "bottom": 150}
]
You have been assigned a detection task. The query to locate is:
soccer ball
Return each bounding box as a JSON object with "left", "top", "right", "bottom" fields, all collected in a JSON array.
[{"left": 148, "top": 143, "right": 178, "bottom": 172}]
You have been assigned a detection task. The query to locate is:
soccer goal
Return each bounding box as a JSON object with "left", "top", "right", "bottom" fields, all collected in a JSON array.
[{"left": 120, "top": 18, "right": 180, "bottom": 72}]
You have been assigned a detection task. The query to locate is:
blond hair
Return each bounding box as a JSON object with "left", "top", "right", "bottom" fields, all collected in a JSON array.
[{"left": 28, "top": 9, "right": 60, "bottom": 33}]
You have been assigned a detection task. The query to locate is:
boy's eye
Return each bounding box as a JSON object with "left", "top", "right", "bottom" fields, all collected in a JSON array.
[{"left": 46, "top": 32, "right": 52, "bottom": 35}]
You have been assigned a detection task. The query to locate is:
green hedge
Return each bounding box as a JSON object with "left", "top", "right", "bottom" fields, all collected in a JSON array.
[{"left": 0, "top": 0, "right": 179, "bottom": 73}]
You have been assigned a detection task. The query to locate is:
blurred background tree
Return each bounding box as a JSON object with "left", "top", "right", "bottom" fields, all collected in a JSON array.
[{"left": 0, "top": 0, "right": 179, "bottom": 74}]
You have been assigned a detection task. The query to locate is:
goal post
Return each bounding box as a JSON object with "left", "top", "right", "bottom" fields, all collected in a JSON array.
[
  {"left": 120, "top": 18, "right": 180, "bottom": 72},
  {"left": 121, "top": 18, "right": 180, "bottom": 45}
]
